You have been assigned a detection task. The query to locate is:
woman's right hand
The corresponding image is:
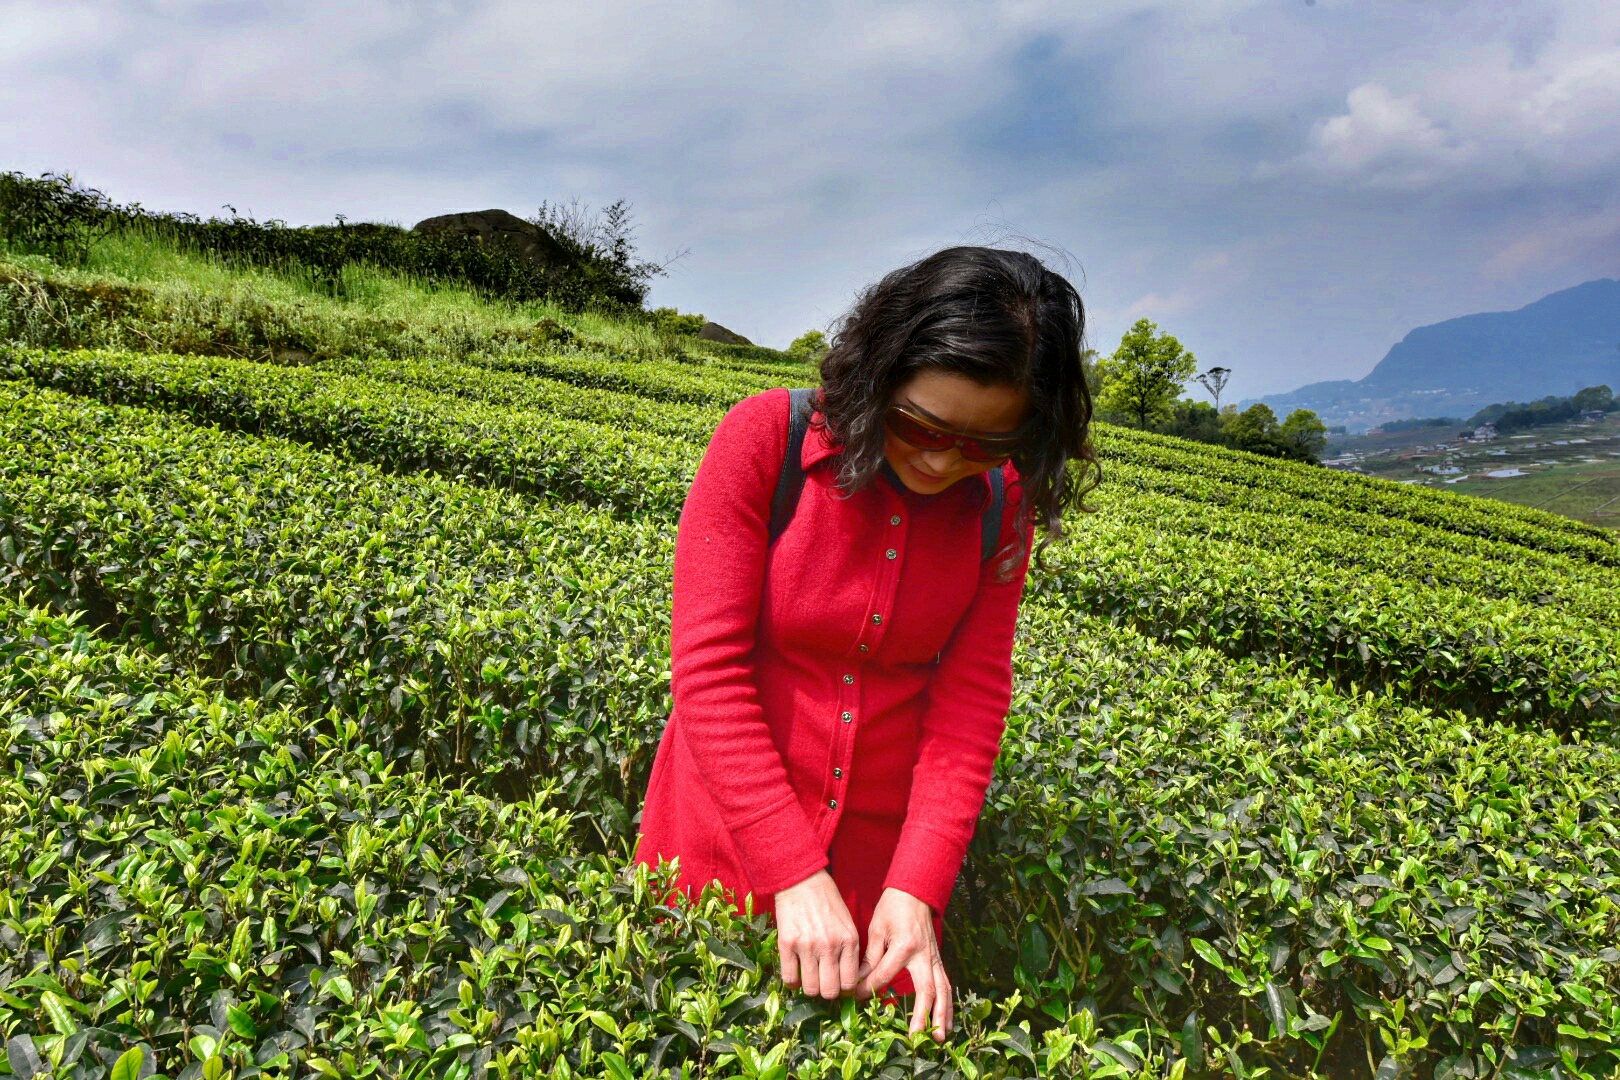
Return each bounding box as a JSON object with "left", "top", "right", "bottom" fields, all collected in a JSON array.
[{"left": 772, "top": 870, "right": 861, "bottom": 999}]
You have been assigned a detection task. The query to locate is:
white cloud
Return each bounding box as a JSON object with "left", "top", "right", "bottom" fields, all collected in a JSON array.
[
  {"left": 1296, "top": 83, "right": 1474, "bottom": 189},
  {"left": 1262, "top": 3, "right": 1620, "bottom": 193}
]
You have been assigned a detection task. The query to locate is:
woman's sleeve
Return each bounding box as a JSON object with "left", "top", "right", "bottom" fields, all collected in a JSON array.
[
  {"left": 882, "top": 470, "right": 1032, "bottom": 913},
  {"left": 668, "top": 389, "right": 829, "bottom": 896}
]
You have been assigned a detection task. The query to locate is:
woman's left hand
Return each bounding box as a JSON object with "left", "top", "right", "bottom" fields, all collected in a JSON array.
[{"left": 855, "top": 887, "right": 952, "bottom": 1041}]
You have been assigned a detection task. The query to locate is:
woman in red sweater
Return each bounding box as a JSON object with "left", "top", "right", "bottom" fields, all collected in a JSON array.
[{"left": 634, "top": 246, "right": 1099, "bottom": 1042}]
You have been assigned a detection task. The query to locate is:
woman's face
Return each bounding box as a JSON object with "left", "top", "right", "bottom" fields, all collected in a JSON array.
[{"left": 882, "top": 370, "right": 1031, "bottom": 495}]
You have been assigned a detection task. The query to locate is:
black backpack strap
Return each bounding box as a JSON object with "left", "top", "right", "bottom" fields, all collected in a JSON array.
[
  {"left": 980, "top": 466, "right": 1005, "bottom": 564},
  {"left": 768, "top": 387, "right": 818, "bottom": 544}
]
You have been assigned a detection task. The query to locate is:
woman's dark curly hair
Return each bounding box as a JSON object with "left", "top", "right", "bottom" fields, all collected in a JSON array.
[{"left": 816, "top": 246, "right": 1101, "bottom": 578}]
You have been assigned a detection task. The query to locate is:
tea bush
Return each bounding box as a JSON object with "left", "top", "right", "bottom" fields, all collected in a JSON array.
[{"left": 9, "top": 348, "right": 1617, "bottom": 738}]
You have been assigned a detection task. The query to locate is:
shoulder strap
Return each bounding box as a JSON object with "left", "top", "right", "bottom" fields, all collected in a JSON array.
[
  {"left": 768, "top": 387, "right": 817, "bottom": 544},
  {"left": 980, "top": 466, "right": 1005, "bottom": 564}
]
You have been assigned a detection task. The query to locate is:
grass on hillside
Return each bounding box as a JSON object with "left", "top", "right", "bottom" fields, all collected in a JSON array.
[{"left": 0, "top": 228, "right": 810, "bottom": 374}]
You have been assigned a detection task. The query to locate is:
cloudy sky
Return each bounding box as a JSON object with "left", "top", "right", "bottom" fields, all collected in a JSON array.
[{"left": 4, "top": 0, "right": 1618, "bottom": 399}]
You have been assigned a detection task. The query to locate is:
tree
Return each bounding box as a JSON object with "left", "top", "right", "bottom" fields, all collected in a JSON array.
[
  {"left": 1573, "top": 384, "right": 1614, "bottom": 413},
  {"left": 1221, "top": 402, "right": 1282, "bottom": 457},
  {"left": 1079, "top": 348, "right": 1102, "bottom": 398},
  {"left": 1096, "top": 319, "right": 1197, "bottom": 429},
  {"left": 1279, "top": 409, "right": 1329, "bottom": 464},
  {"left": 1194, "top": 366, "right": 1232, "bottom": 412},
  {"left": 1159, "top": 398, "right": 1222, "bottom": 443},
  {"left": 531, "top": 197, "right": 687, "bottom": 307},
  {"left": 787, "top": 329, "right": 829, "bottom": 362},
  {"left": 648, "top": 307, "right": 705, "bottom": 335}
]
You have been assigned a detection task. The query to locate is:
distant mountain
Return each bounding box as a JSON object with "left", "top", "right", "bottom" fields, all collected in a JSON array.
[{"left": 1246, "top": 278, "right": 1620, "bottom": 432}]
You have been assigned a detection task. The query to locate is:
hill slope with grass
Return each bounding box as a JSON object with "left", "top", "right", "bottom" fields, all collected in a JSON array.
[{"left": 1, "top": 218, "right": 1618, "bottom": 1080}]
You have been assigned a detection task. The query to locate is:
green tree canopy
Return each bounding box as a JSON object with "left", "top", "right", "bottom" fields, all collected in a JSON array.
[
  {"left": 1222, "top": 402, "right": 1279, "bottom": 455},
  {"left": 648, "top": 307, "right": 705, "bottom": 336},
  {"left": 787, "top": 329, "right": 829, "bottom": 362},
  {"left": 1079, "top": 347, "right": 1102, "bottom": 398},
  {"left": 1573, "top": 384, "right": 1615, "bottom": 413},
  {"left": 1279, "top": 408, "right": 1329, "bottom": 463},
  {"left": 1096, "top": 319, "right": 1197, "bottom": 429}
]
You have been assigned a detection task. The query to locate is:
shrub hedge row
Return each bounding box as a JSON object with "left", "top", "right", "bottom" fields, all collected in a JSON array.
[
  {"left": 10, "top": 350, "right": 1617, "bottom": 738},
  {"left": 1041, "top": 501, "right": 1620, "bottom": 735},
  {"left": 1098, "top": 471, "right": 1620, "bottom": 625},
  {"left": 1099, "top": 428, "right": 1618, "bottom": 567}
]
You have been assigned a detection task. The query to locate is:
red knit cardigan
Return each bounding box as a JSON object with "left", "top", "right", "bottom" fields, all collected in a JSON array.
[{"left": 633, "top": 387, "right": 1032, "bottom": 954}]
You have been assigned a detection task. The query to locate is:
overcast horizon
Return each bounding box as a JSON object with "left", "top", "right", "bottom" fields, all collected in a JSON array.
[{"left": 4, "top": 0, "right": 1618, "bottom": 401}]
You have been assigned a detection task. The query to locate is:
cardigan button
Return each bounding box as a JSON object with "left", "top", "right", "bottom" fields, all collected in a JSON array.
[
  {"left": 841, "top": 711, "right": 852, "bottom": 723},
  {"left": 871, "top": 614, "right": 882, "bottom": 625},
  {"left": 828, "top": 799, "right": 838, "bottom": 809},
  {"left": 890, "top": 515, "right": 901, "bottom": 526},
  {"left": 833, "top": 767, "right": 843, "bottom": 778},
  {"left": 843, "top": 673, "right": 854, "bottom": 684},
  {"left": 858, "top": 644, "right": 868, "bottom": 653},
  {"left": 885, "top": 548, "right": 897, "bottom": 560}
]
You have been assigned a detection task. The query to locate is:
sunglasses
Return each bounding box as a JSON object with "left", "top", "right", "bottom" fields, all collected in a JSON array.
[{"left": 884, "top": 403, "right": 1025, "bottom": 464}]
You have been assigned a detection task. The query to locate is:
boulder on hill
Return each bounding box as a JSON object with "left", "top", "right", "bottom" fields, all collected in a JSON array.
[
  {"left": 697, "top": 321, "right": 752, "bottom": 346},
  {"left": 411, "top": 209, "right": 570, "bottom": 269}
]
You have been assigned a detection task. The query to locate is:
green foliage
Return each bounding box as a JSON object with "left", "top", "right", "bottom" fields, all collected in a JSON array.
[
  {"left": 1221, "top": 402, "right": 1281, "bottom": 456},
  {"left": 1155, "top": 399, "right": 1222, "bottom": 445},
  {"left": 0, "top": 252, "right": 807, "bottom": 392},
  {"left": 1469, "top": 385, "right": 1618, "bottom": 434},
  {"left": 786, "top": 330, "right": 829, "bottom": 363},
  {"left": 531, "top": 197, "right": 678, "bottom": 308},
  {"left": 969, "top": 608, "right": 1620, "bottom": 1079},
  {"left": 0, "top": 597, "right": 1099, "bottom": 1079},
  {"left": 5, "top": 347, "right": 704, "bottom": 519},
  {"left": 1154, "top": 402, "right": 1331, "bottom": 466},
  {"left": 1373, "top": 416, "right": 1462, "bottom": 434},
  {"left": 0, "top": 172, "right": 125, "bottom": 265},
  {"left": 1211, "top": 404, "right": 1330, "bottom": 465},
  {"left": 1278, "top": 409, "right": 1328, "bottom": 462},
  {"left": 0, "top": 170, "right": 666, "bottom": 313},
  {"left": 1096, "top": 319, "right": 1198, "bottom": 429},
  {"left": 1572, "top": 384, "right": 1615, "bottom": 413},
  {"left": 1046, "top": 475, "right": 1620, "bottom": 735},
  {"left": 0, "top": 382, "right": 677, "bottom": 805},
  {"left": 647, "top": 306, "right": 707, "bottom": 336}
]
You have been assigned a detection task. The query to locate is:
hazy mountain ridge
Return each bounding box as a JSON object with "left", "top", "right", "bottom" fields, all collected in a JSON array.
[{"left": 1247, "top": 278, "right": 1620, "bottom": 431}]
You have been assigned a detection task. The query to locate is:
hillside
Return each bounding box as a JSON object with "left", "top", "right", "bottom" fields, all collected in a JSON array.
[
  {"left": 1253, "top": 278, "right": 1620, "bottom": 430},
  {"left": 2, "top": 224, "right": 1619, "bottom": 1079}
]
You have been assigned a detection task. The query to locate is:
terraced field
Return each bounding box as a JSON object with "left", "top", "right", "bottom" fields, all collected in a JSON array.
[{"left": 2, "top": 245, "right": 1619, "bottom": 1079}]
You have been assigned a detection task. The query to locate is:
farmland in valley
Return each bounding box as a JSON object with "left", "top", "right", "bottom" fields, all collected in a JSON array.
[
  {"left": 1325, "top": 416, "right": 1620, "bottom": 533},
  {"left": 2, "top": 216, "right": 1618, "bottom": 1080}
]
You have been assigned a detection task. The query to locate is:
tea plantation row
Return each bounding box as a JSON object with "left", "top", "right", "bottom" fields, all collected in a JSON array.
[
  {"left": 2, "top": 379, "right": 1618, "bottom": 1077},
  {"left": 8, "top": 348, "right": 1617, "bottom": 737}
]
